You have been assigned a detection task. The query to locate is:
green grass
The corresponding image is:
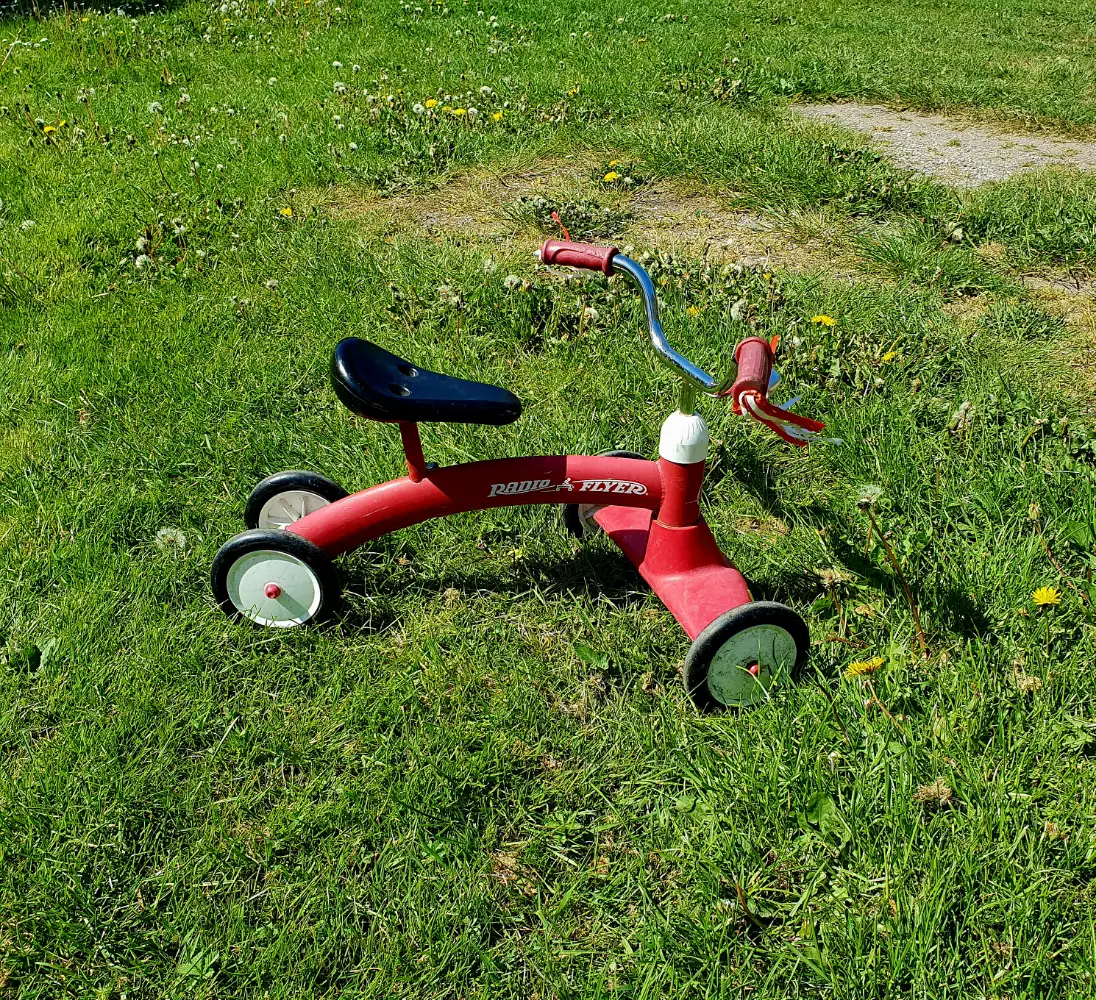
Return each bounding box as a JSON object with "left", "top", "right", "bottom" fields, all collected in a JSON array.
[{"left": 4, "top": 1, "right": 1096, "bottom": 997}]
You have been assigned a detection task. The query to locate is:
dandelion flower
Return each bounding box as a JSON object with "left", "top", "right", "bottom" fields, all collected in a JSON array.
[
  {"left": 811, "top": 314, "right": 836, "bottom": 327},
  {"left": 603, "top": 170, "right": 620, "bottom": 183},
  {"left": 608, "top": 159, "right": 621, "bottom": 167},
  {"left": 503, "top": 274, "right": 521, "bottom": 290},
  {"left": 42, "top": 124, "right": 56, "bottom": 134},
  {"left": 450, "top": 107, "right": 467, "bottom": 116},
  {"left": 844, "top": 656, "right": 884, "bottom": 679},
  {"left": 686, "top": 305, "right": 700, "bottom": 317},
  {"left": 466, "top": 107, "right": 478, "bottom": 120},
  {"left": 1033, "top": 586, "right": 1061, "bottom": 607},
  {"left": 882, "top": 350, "right": 898, "bottom": 362},
  {"left": 412, "top": 102, "right": 425, "bottom": 114},
  {"left": 424, "top": 98, "right": 438, "bottom": 108},
  {"left": 278, "top": 206, "right": 294, "bottom": 218},
  {"left": 491, "top": 111, "right": 503, "bottom": 122}
]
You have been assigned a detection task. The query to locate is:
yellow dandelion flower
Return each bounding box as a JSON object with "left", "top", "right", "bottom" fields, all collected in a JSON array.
[
  {"left": 42, "top": 125, "right": 56, "bottom": 134},
  {"left": 603, "top": 170, "right": 620, "bottom": 183},
  {"left": 882, "top": 350, "right": 898, "bottom": 362},
  {"left": 686, "top": 305, "right": 701, "bottom": 317},
  {"left": 844, "top": 656, "right": 885, "bottom": 679},
  {"left": 811, "top": 314, "right": 837, "bottom": 327},
  {"left": 490, "top": 111, "right": 503, "bottom": 122},
  {"left": 567, "top": 87, "right": 580, "bottom": 96},
  {"left": 451, "top": 107, "right": 467, "bottom": 116},
  {"left": 424, "top": 98, "right": 438, "bottom": 109},
  {"left": 278, "top": 206, "right": 294, "bottom": 218},
  {"left": 1032, "top": 586, "right": 1061, "bottom": 606},
  {"left": 608, "top": 159, "right": 621, "bottom": 167}
]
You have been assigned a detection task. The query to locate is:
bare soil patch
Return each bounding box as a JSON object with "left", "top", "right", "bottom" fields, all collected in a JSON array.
[
  {"left": 795, "top": 103, "right": 1096, "bottom": 187},
  {"left": 326, "top": 158, "right": 859, "bottom": 278}
]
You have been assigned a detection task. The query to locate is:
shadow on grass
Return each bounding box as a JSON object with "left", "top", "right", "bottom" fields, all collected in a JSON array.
[{"left": 336, "top": 542, "right": 658, "bottom": 635}]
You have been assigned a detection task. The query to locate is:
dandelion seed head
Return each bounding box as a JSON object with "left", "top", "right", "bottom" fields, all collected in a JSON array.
[{"left": 155, "top": 527, "right": 189, "bottom": 553}]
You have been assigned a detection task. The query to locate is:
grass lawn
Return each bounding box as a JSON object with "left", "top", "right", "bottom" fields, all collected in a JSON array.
[{"left": 4, "top": 0, "right": 1096, "bottom": 996}]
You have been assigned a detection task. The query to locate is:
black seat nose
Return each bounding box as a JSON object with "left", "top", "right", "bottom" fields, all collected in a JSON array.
[{"left": 330, "top": 338, "right": 522, "bottom": 426}]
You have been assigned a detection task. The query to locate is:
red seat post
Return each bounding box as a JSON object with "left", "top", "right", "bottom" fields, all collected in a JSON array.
[{"left": 399, "top": 422, "right": 427, "bottom": 482}]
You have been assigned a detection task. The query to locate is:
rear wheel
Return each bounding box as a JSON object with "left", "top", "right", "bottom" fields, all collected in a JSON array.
[
  {"left": 562, "top": 449, "right": 646, "bottom": 538},
  {"left": 683, "top": 601, "right": 809, "bottom": 710},
  {"left": 212, "top": 529, "right": 338, "bottom": 627},
  {"left": 244, "top": 470, "right": 348, "bottom": 530}
]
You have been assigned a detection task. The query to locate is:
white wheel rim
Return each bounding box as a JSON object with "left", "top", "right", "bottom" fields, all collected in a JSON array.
[
  {"left": 706, "top": 623, "right": 798, "bottom": 707},
  {"left": 226, "top": 548, "right": 322, "bottom": 627},
  {"left": 257, "top": 489, "right": 332, "bottom": 530}
]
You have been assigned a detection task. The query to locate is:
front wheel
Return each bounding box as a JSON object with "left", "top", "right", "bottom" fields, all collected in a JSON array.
[
  {"left": 683, "top": 601, "right": 809, "bottom": 710},
  {"left": 244, "top": 470, "right": 348, "bottom": 530},
  {"left": 561, "top": 449, "right": 646, "bottom": 538},
  {"left": 211, "top": 529, "right": 338, "bottom": 627}
]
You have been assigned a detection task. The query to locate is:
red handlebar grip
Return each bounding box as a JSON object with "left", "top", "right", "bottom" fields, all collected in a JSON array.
[
  {"left": 538, "top": 239, "right": 618, "bottom": 275},
  {"left": 728, "top": 337, "right": 774, "bottom": 413}
]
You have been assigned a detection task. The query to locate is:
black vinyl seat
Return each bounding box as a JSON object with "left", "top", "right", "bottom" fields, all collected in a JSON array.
[{"left": 330, "top": 338, "right": 522, "bottom": 425}]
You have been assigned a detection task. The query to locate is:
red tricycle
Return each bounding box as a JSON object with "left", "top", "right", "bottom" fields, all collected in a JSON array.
[{"left": 212, "top": 240, "right": 827, "bottom": 708}]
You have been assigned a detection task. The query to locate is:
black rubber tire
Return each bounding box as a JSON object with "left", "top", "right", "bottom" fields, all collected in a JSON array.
[
  {"left": 683, "top": 601, "right": 809, "bottom": 711},
  {"left": 244, "top": 470, "right": 348, "bottom": 530},
  {"left": 561, "top": 450, "right": 647, "bottom": 538},
  {"left": 211, "top": 528, "right": 339, "bottom": 627}
]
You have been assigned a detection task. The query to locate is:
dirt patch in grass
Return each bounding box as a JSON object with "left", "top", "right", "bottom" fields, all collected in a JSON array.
[
  {"left": 1022, "top": 273, "right": 1096, "bottom": 394},
  {"left": 327, "top": 156, "right": 598, "bottom": 237},
  {"left": 327, "top": 158, "right": 859, "bottom": 277},
  {"left": 620, "top": 183, "right": 857, "bottom": 277},
  {"left": 795, "top": 103, "right": 1096, "bottom": 187}
]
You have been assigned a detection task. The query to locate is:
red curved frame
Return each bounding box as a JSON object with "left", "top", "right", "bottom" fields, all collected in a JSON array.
[{"left": 286, "top": 446, "right": 753, "bottom": 641}]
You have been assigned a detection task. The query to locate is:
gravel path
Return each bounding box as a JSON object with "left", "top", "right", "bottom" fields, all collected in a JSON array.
[{"left": 795, "top": 103, "right": 1096, "bottom": 187}]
